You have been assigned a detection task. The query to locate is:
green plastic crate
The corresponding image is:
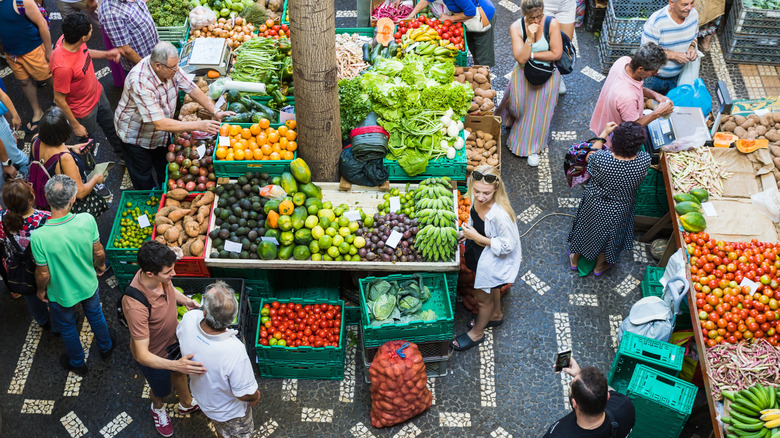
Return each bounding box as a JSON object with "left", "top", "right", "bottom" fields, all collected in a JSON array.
[
  {"left": 113, "top": 273, "right": 135, "bottom": 291},
  {"left": 212, "top": 268, "right": 275, "bottom": 296},
  {"left": 344, "top": 304, "right": 361, "bottom": 325},
  {"left": 255, "top": 297, "right": 345, "bottom": 362},
  {"left": 110, "top": 259, "right": 140, "bottom": 278},
  {"left": 157, "top": 18, "right": 189, "bottom": 46},
  {"left": 107, "top": 190, "right": 163, "bottom": 262},
  {"left": 335, "top": 28, "right": 374, "bottom": 37},
  {"left": 627, "top": 364, "right": 697, "bottom": 438},
  {"left": 384, "top": 129, "right": 467, "bottom": 181},
  {"left": 274, "top": 270, "right": 340, "bottom": 301},
  {"left": 212, "top": 123, "right": 294, "bottom": 177},
  {"left": 445, "top": 270, "right": 458, "bottom": 309},
  {"left": 607, "top": 332, "right": 684, "bottom": 395},
  {"left": 257, "top": 358, "right": 344, "bottom": 380},
  {"left": 281, "top": 0, "right": 288, "bottom": 24},
  {"left": 456, "top": 30, "right": 469, "bottom": 67},
  {"left": 245, "top": 281, "right": 274, "bottom": 300},
  {"left": 247, "top": 295, "right": 263, "bottom": 314},
  {"left": 359, "top": 272, "right": 454, "bottom": 347},
  {"left": 635, "top": 168, "right": 669, "bottom": 218}
]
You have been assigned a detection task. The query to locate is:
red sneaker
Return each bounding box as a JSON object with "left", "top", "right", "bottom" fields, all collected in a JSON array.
[
  {"left": 150, "top": 405, "right": 173, "bottom": 437},
  {"left": 177, "top": 399, "right": 200, "bottom": 416}
]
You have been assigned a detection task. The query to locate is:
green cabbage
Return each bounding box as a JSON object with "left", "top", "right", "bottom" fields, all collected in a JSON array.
[
  {"left": 373, "top": 294, "right": 397, "bottom": 320},
  {"left": 421, "top": 309, "right": 437, "bottom": 321},
  {"left": 420, "top": 286, "right": 431, "bottom": 302},
  {"left": 399, "top": 296, "right": 422, "bottom": 315},
  {"left": 368, "top": 280, "right": 392, "bottom": 301},
  {"left": 373, "top": 58, "right": 403, "bottom": 76}
]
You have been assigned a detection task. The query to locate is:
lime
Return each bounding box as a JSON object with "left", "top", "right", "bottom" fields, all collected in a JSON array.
[
  {"left": 348, "top": 245, "right": 358, "bottom": 255},
  {"left": 337, "top": 215, "right": 350, "bottom": 228},
  {"left": 304, "top": 215, "right": 319, "bottom": 229},
  {"left": 353, "top": 236, "right": 366, "bottom": 248},
  {"left": 325, "top": 227, "right": 337, "bottom": 237},
  {"left": 345, "top": 234, "right": 355, "bottom": 244},
  {"left": 311, "top": 253, "right": 322, "bottom": 261},
  {"left": 318, "top": 235, "right": 332, "bottom": 249},
  {"left": 311, "top": 225, "right": 325, "bottom": 240},
  {"left": 333, "top": 235, "right": 344, "bottom": 247},
  {"left": 338, "top": 242, "right": 350, "bottom": 255},
  {"left": 338, "top": 227, "right": 351, "bottom": 237},
  {"left": 348, "top": 221, "right": 359, "bottom": 233},
  {"left": 327, "top": 246, "right": 340, "bottom": 258}
]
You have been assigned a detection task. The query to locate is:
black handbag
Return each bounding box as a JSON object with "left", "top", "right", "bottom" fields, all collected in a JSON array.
[
  {"left": 0, "top": 217, "right": 46, "bottom": 296},
  {"left": 522, "top": 16, "right": 555, "bottom": 86}
]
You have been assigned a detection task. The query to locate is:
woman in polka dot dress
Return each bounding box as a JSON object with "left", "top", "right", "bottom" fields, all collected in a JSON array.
[{"left": 567, "top": 121, "right": 650, "bottom": 276}]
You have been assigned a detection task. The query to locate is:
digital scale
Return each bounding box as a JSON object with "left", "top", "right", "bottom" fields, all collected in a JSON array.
[
  {"left": 646, "top": 80, "right": 732, "bottom": 152},
  {"left": 178, "top": 38, "right": 232, "bottom": 76}
]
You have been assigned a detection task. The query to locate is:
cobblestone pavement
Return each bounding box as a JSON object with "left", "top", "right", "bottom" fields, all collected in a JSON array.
[{"left": 0, "top": 0, "right": 764, "bottom": 436}]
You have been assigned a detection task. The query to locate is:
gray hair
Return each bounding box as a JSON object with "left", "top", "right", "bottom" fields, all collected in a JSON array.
[
  {"left": 629, "top": 42, "right": 668, "bottom": 72},
  {"left": 202, "top": 281, "right": 238, "bottom": 331},
  {"left": 45, "top": 174, "right": 77, "bottom": 210},
  {"left": 150, "top": 42, "right": 179, "bottom": 66},
  {"left": 521, "top": 0, "right": 544, "bottom": 14}
]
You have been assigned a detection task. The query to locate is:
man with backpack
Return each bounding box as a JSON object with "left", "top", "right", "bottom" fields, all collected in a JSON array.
[
  {"left": 120, "top": 241, "right": 203, "bottom": 437},
  {"left": 30, "top": 174, "right": 114, "bottom": 375}
]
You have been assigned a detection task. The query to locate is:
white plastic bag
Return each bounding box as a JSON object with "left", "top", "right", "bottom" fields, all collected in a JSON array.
[
  {"left": 190, "top": 6, "right": 216, "bottom": 30},
  {"left": 677, "top": 50, "right": 703, "bottom": 87},
  {"left": 428, "top": 0, "right": 451, "bottom": 17},
  {"left": 661, "top": 127, "right": 709, "bottom": 152},
  {"left": 751, "top": 189, "right": 780, "bottom": 223}
]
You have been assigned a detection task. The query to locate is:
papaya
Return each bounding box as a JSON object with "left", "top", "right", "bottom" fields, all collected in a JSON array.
[
  {"left": 278, "top": 244, "right": 294, "bottom": 260},
  {"left": 257, "top": 241, "right": 278, "bottom": 260},
  {"left": 280, "top": 172, "right": 298, "bottom": 194},
  {"left": 673, "top": 193, "right": 700, "bottom": 205},
  {"left": 680, "top": 212, "right": 707, "bottom": 232},
  {"left": 690, "top": 188, "right": 709, "bottom": 203},
  {"left": 674, "top": 201, "right": 701, "bottom": 215},
  {"left": 293, "top": 245, "right": 311, "bottom": 260},
  {"left": 291, "top": 206, "right": 307, "bottom": 230},
  {"left": 299, "top": 182, "right": 323, "bottom": 200},
  {"left": 278, "top": 199, "right": 294, "bottom": 215},
  {"left": 292, "top": 192, "right": 307, "bottom": 207},
  {"left": 294, "top": 228, "right": 313, "bottom": 245},
  {"left": 264, "top": 199, "right": 281, "bottom": 214},
  {"left": 265, "top": 229, "right": 281, "bottom": 241},
  {"left": 290, "top": 158, "right": 312, "bottom": 184}
]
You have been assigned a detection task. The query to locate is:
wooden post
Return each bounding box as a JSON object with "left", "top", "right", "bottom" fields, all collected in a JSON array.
[{"left": 289, "top": 0, "right": 342, "bottom": 182}]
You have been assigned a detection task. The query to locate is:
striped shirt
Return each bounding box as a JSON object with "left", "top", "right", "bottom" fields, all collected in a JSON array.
[
  {"left": 641, "top": 6, "right": 699, "bottom": 78},
  {"left": 98, "top": 0, "right": 159, "bottom": 72},
  {"left": 114, "top": 57, "right": 196, "bottom": 149}
]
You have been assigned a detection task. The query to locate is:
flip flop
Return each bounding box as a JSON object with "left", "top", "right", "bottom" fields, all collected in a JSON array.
[
  {"left": 24, "top": 120, "right": 39, "bottom": 135},
  {"left": 468, "top": 316, "right": 504, "bottom": 329},
  {"left": 451, "top": 332, "right": 485, "bottom": 351},
  {"left": 568, "top": 251, "right": 577, "bottom": 270},
  {"left": 594, "top": 263, "right": 614, "bottom": 277}
]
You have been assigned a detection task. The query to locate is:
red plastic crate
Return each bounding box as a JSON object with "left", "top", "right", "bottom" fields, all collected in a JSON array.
[{"left": 151, "top": 193, "right": 212, "bottom": 277}]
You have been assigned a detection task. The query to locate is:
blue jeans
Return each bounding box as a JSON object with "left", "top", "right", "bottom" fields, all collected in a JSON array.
[
  {"left": 644, "top": 74, "right": 680, "bottom": 96},
  {"left": 49, "top": 289, "right": 113, "bottom": 367},
  {"left": 22, "top": 293, "right": 50, "bottom": 326}
]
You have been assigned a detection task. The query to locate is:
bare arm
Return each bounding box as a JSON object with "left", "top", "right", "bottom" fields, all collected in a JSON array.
[
  {"left": 151, "top": 117, "right": 220, "bottom": 134},
  {"left": 88, "top": 49, "right": 121, "bottom": 63},
  {"left": 23, "top": 0, "right": 52, "bottom": 61},
  {"left": 187, "top": 87, "right": 231, "bottom": 121},
  {"left": 35, "top": 264, "right": 50, "bottom": 302},
  {"left": 130, "top": 337, "right": 207, "bottom": 374},
  {"left": 405, "top": 0, "right": 430, "bottom": 19},
  {"left": 0, "top": 89, "right": 21, "bottom": 131},
  {"left": 532, "top": 19, "right": 563, "bottom": 62},
  {"left": 54, "top": 92, "right": 89, "bottom": 138},
  {"left": 237, "top": 390, "right": 261, "bottom": 406},
  {"left": 440, "top": 12, "right": 471, "bottom": 22},
  {"left": 116, "top": 44, "right": 143, "bottom": 65},
  {"left": 93, "top": 241, "right": 106, "bottom": 275},
  {"left": 509, "top": 20, "right": 532, "bottom": 64},
  {"left": 175, "top": 289, "right": 201, "bottom": 309},
  {"left": 58, "top": 152, "right": 102, "bottom": 198},
  {"left": 636, "top": 100, "right": 674, "bottom": 127}
]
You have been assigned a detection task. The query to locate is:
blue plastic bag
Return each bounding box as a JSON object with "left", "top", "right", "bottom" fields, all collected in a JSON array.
[{"left": 666, "top": 78, "right": 712, "bottom": 117}]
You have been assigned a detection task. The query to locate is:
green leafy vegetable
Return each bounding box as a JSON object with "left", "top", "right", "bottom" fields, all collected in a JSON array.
[
  {"left": 429, "top": 62, "right": 455, "bottom": 84},
  {"left": 368, "top": 279, "right": 392, "bottom": 301},
  {"left": 399, "top": 296, "right": 423, "bottom": 315},
  {"left": 338, "top": 77, "right": 373, "bottom": 141},
  {"left": 397, "top": 149, "right": 429, "bottom": 177},
  {"left": 373, "top": 294, "right": 397, "bottom": 320}
]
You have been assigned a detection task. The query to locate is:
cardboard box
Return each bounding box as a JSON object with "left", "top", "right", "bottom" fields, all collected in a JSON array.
[{"left": 464, "top": 114, "right": 502, "bottom": 175}]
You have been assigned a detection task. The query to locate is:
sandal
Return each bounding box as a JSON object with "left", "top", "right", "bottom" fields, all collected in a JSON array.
[
  {"left": 568, "top": 251, "right": 578, "bottom": 270},
  {"left": 594, "top": 263, "right": 614, "bottom": 276},
  {"left": 24, "top": 120, "right": 39, "bottom": 135},
  {"left": 468, "top": 316, "right": 504, "bottom": 329},
  {"left": 451, "top": 332, "right": 485, "bottom": 351}
]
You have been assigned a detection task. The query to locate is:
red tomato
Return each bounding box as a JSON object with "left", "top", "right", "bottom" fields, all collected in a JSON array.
[
  {"left": 411, "top": 21, "right": 420, "bottom": 28},
  {"left": 395, "top": 31, "right": 402, "bottom": 38}
]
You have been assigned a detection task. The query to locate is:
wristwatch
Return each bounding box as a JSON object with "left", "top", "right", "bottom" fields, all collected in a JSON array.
[{"left": 1, "top": 159, "right": 12, "bottom": 167}]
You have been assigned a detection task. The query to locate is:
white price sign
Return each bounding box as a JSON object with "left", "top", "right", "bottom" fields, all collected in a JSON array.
[
  {"left": 137, "top": 214, "right": 151, "bottom": 228},
  {"left": 224, "top": 240, "right": 243, "bottom": 253},
  {"left": 389, "top": 196, "right": 401, "bottom": 213},
  {"left": 385, "top": 230, "right": 402, "bottom": 248},
  {"left": 344, "top": 210, "right": 361, "bottom": 221},
  {"left": 219, "top": 136, "right": 230, "bottom": 147}
]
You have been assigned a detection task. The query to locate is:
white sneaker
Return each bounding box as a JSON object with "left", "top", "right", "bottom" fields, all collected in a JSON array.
[
  {"left": 559, "top": 79, "right": 567, "bottom": 95},
  {"left": 527, "top": 154, "right": 540, "bottom": 167}
]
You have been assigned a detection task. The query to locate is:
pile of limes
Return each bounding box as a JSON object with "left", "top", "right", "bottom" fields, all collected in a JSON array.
[{"left": 113, "top": 196, "right": 160, "bottom": 249}]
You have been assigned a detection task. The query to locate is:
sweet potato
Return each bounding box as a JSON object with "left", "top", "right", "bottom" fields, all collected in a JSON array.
[
  {"left": 734, "top": 126, "right": 748, "bottom": 138},
  {"left": 156, "top": 224, "right": 173, "bottom": 236},
  {"left": 196, "top": 205, "right": 211, "bottom": 223},
  {"left": 190, "top": 239, "right": 205, "bottom": 257},
  {"left": 181, "top": 202, "right": 192, "bottom": 210},
  {"left": 156, "top": 206, "right": 177, "bottom": 219},
  {"left": 155, "top": 216, "right": 174, "bottom": 226},
  {"left": 734, "top": 115, "right": 746, "bottom": 126},
  {"left": 167, "top": 188, "right": 189, "bottom": 201},
  {"left": 181, "top": 239, "right": 193, "bottom": 257},
  {"left": 756, "top": 125, "right": 768, "bottom": 136},
  {"left": 184, "top": 219, "right": 200, "bottom": 238},
  {"left": 198, "top": 219, "right": 209, "bottom": 234},
  {"left": 770, "top": 145, "right": 780, "bottom": 157},
  {"left": 767, "top": 130, "right": 780, "bottom": 143},
  {"left": 721, "top": 121, "right": 737, "bottom": 132},
  {"left": 164, "top": 227, "right": 179, "bottom": 242},
  {"left": 154, "top": 235, "right": 166, "bottom": 244},
  {"left": 168, "top": 208, "right": 191, "bottom": 223},
  {"left": 192, "top": 191, "right": 214, "bottom": 208},
  {"left": 164, "top": 198, "right": 181, "bottom": 208},
  {"left": 473, "top": 73, "right": 488, "bottom": 84}
]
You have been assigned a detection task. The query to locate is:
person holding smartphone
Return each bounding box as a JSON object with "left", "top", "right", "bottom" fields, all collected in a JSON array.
[
  {"left": 543, "top": 356, "right": 635, "bottom": 437},
  {"left": 452, "top": 165, "right": 521, "bottom": 351}
]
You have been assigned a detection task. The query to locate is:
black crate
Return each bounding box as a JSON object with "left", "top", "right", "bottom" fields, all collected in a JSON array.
[
  {"left": 722, "top": 23, "right": 780, "bottom": 64},
  {"left": 598, "top": 32, "right": 636, "bottom": 73},
  {"left": 585, "top": 0, "right": 607, "bottom": 32},
  {"left": 730, "top": 0, "right": 780, "bottom": 26},
  {"left": 602, "top": 2, "right": 646, "bottom": 46}
]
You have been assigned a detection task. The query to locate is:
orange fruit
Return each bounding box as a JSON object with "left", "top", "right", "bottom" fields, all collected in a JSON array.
[
  {"left": 285, "top": 130, "right": 297, "bottom": 141},
  {"left": 269, "top": 151, "right": 281, "bottom": 160},
  {"left": 279, "top": 137, "right": 289, "bottom": 149},
  {"left": 253, "top": 149, "right": 265, "bottom": 160},
  {"left": 250, "top": 123, "right": 261, "bottom": 136},
  {"left": 287, "top": 141, "right": 297, "bottom": 151},
  {"left": 281, "top": 150, "right": 294, "bottom": 160},
  {"left": 272, "top": 143, "right": 281, "bottom": 153},
  {"left": 234, "top": 149, "right": 245, "bottom": 160},
  {"left": 229, "top": 124, "right": 241, "bottom": 137},
  {"left": 268, "top": 132, "right": 280, "bottom": 143},
  {"left": 260, "top": 144, "right": 273, "bottom": 155},
  {"left": 257, "top": 136, "right": 268, "bottom": 146},
  {"left": 265, "top": 127, "right": 275, "bottom": 136},
  {"left": 226, "top": 153, "right": 234, "bottom": 161},
  {"left": 285, "top": 120, "right": 296, "bottom": 130},
  {"left": 248, "top": 141, "right": 258, "bottom": 150},
  {"left": 278, "top": 125, "right": 289, "bottom": 136},
  {"left": 220, "top": 124, "right": 230, "bottom": 136},
  {"left": 258, "top": 118, "right": 270, "bottom": 129},
  {"left": 216, "top": 147, "right": 228, "bottom": 159},
  {"left": 241, "top": 128, "right": 252, "bottom": 140}
]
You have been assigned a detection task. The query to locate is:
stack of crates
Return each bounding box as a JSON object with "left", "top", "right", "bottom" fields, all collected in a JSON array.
[
  {"left": 598, "top": 0, "right": 668, "bottom": 73},
  {"left": 585, "top": 0, "right": 607, "bottom": 32},
  {"left": 627, "top": 364, "right": 697, "bottom": 438},
  {"left": 634, "top": 168, "right": 669, "bottom": 218},
  {"left": 722, "top": 0, "right": 780, "bottom": 64},
  {"left": 607, "top": 331, "right": 684, "bottom": 394},
  {"left": 106, "top": 190, "right": 163, "bottom": 291},
  {"left": 358, "top": 273, "right": 454, "bottom": 383},
  {"left": 641, "top": 266, "right": 691, "bottom": 329}
]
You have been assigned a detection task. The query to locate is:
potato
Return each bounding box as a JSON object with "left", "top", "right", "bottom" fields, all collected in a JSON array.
[
  {"left": 480, "top": 101, "right": 495, "bottom": 111},
  {"left": 477, "top": 131, "right": 485, "bottom": 139},
  {"left": 467, "top": 164, "right": 475, "bottom": 172},
  {"left": 772, "top": 167, "right": 780, "bottom": 181},
  {"left": 773, "top": 112, "right": 780, "bottom": 123},
  {"left": 456, "top": 74, "right": 465, "bottom": 83},
  {"left": 482, "top": 89, "right": 497, "bottom": 99},
  {"left": 474, "top": 96, "right": 484, "bottom": 106},
  {"left": 476, "top": 138, "right": 485, "bottom": 148},
  {"left": 761, "top": 115, "right": 773, "bottom": 127},
  {"left": 486, "top": 157, "right": 499, "bottom": 166},
  {"left": 455, "top": 67, "right": 464, "bottom": 75},
  {"left": 465, "top": 72, "right": 474, "bottom": 82},
  {"left": 720, "top": 121, "right": 737, "bottom": 132},
  {"left": 734, "top": 115, "right": 746, "bottom": 126},
  {"left": 479, "top": 82, "right": 491, "bottom": 90},
  {"left": 167, "top": 188, "right": 189, "bottom": 201},
  {"left": 742, "top": 119, "right": 757, "bottom": 129},
  {"left": 476, "top": 67, "right": 488, "bottom": 76},
  {"left": 469, "top": 102, "right": 479, "bottom": 112},
  {"left": 756, "top": 125, "right": 768, "bottom": 136},
  {"left": 774, "top": 157, "right": 780, "bottom": 170},
  {"left": 767, "top": 130, "right": 780, "bottom": 143},
  {"left": 473, "top": 73, "right": 488, "bottom": 84},
  {"left": 734, "top": 126, "right": 748, "bottom": 138},
  {"left": 483, "top": 133, "right": 494, "bottom": 142}
]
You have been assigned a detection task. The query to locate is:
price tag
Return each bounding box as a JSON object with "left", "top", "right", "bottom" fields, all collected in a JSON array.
[
  {"left": 464, "top": 129, "right": 471, "bottom": 139},
  {"left": 700, "top": 202, "right": 717, "bottom": 217},
  {"left": 740, "top": 277, "right": 759, "bottom": 294},
  {"left": 344, "top": 210, "right": 361, "bottom": 221},
  {"left": 261, "top": 236, "right": 279, "bottom": 245},
  {"left": 224, "top": 240, "right": 243, "bottom": 253},
  {"left": 385, "top": 230, "right": 402, "bottom": 248},
  {"left": 196, "top": 144, "right": 207, "bottom": 160},
  {"left": 215, "top": 95, "right": 226, "bottom": 111},
  {"left": 219, "top": 136, "right": 230, "bottom": 147},
  {"left": 755, "top": 108, "right": 770, "bottom": 117},
  {"left": 389, "top": 196, "right": 401, "bottom": 213},
  {"left": 137, "top": 214, "right": 151, "bottom": 228}
]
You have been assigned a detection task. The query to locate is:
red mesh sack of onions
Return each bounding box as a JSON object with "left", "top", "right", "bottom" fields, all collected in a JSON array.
[{"left": 369, "top": 340, "right": 432, "bottom": 428}]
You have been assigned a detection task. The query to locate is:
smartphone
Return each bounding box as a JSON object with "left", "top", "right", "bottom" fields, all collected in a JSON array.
[{"left": 555, "top": 349, "right": 572, "bottom": 372}]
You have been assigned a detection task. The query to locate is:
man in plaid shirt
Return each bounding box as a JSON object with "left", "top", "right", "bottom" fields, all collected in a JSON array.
[
  {"left": 98, "top": 0, "right": 159, "bottom": 73},
  {"left": 114, "top": 43, "right": 230, "bottom": 190}
]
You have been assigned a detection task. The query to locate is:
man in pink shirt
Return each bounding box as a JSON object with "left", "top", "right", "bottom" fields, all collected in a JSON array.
[{"left": 590, "top": 43, "right": 674, "bottom": 147}]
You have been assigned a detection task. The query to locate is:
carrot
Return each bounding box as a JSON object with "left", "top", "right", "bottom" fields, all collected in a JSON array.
[{"left": 207, "top": 70, "right": 220, "bottom": 79}]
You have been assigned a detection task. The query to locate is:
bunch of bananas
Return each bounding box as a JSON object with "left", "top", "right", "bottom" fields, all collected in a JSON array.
[
  {"left": 413, "top": 177, "right": 458, "bottom": 262},
  {"left": 399, "top": 25, "right": 459, "bottom": 62},
  {"left": 722, "top": 384, "right": 780, "bottom": 438}
]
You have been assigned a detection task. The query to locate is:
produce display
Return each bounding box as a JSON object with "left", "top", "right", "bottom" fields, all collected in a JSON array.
[
  {"left": 364, "top": 275, "right": 436, "bottom": 325},
  {"left": 113, "top": 196, "right": 161, "bottom": 249},
  {"left": 230, "top": 37, "right": 293, "bottom": 100},
  {"left": 369, "top": 340, "right": 432, "bottom": 428},
  {"left": 454, "top": 66, "right": 496, "bottom": 114},
  {"left": 686, "top": 232, "right": 780, "bottom": 347},
  {"left": 667, "top": 147, "right": 732, "bottom": 196},
  {"left": 255, "top": 20, "right": 289, "bottom": 38},
  {"left": 720, "top": 383, "right": 780, "bottom": 437},
  {"left": 457, "top": 190, "right": 470, "bottom": 227},
  {"left": 222, "top": 91, "right": 281, "bottom": 121},
  {"left": 371, "top": 1, "right": 413, "bottom": 23},
  {"left": 708, "top": 340, "right": 780, "bottom": 400},
  {"left": 338, "top": 77, "right": 373, "bottom": 141},
  {"left": 148, "top": 0, "right": 189, "bottom": 26},
  {"left": 743, "top": 0, "right": 780, "bottom": 8},
  {"left": 769, "top": 144, "right": 780, "bottom": 190},
  {"left": 153, "top": 190, "right": 215, "bottom": 258},
  {"left": 413, "top": 177, "right": 458, "bottom": 262},
  {"left": 179, "top": 78, "right": 215, "bottom": 122},
  {"left": 216, "top": 120, "right": 297, "bottom": 162},
  {"left": 465, "top": 128, "right": 499, "bottom": 172},
  {"left": 336, "top": 33, "right": 372, "bottom": 80},
  {"left": 166, "top": 132, "right": 218, "bottom": 193},
  {"left": 257, "top": 301, "right": 342, "bottom": 347},
  {"left": 673, "top": 189, "right": 708, "bottom": 232},
  {"left": 719, "top": 113, "right": 780, "bottom": 142},
  {"left": 361, "top": 38, "right": 400, "bottom": 66},
  {"left": 361, "top": 211, "right": 420, "bottom": 262},
  {"left": 393, "top": 17, "right": 465, "bottom": 55},
  {"left": 188, "top": 16, "right": 257, "bottom": 51}
]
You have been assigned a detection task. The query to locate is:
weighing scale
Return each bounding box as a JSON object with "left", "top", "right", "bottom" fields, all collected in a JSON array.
[{"left": 178, "top": 38, "right": 232, "bottom": 76}]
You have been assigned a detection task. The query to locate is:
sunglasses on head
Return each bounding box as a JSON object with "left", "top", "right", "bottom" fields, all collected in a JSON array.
[{"left": 472, "top": 171, "right": 498, "bottom": 184}]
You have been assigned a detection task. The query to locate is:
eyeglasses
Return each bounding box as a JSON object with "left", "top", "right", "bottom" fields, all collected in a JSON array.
[
  {"left": 158, "top": 63, "right": 179, "bottom": 72},
  {"left": 527, "top": 12, "right": 544, "bottom": 21},
  {"left": 472, "top": 171, "right": 498, "bottom": 184}
]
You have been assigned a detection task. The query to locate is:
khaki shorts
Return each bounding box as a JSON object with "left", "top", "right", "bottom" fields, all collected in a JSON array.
[
  {"left": 212, "top": 406, "right": 254, "bottom": 438},
  {"left": 5, "top": 44, "right": 51, "bottom": 82}
]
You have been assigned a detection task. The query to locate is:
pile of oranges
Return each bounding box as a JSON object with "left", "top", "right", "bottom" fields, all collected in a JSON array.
[{"left": 216, "top": 119, "right": 297, "bottom": 161}]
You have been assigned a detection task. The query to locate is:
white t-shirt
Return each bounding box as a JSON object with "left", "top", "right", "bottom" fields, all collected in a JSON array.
[{"left": 177, "top": 310, "right": 258, "bottom": 422}]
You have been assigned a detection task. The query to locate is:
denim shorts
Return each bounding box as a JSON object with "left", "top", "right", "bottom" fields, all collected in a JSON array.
[{"left": 135, "top": 361, "right": 172, "bottom": 398}]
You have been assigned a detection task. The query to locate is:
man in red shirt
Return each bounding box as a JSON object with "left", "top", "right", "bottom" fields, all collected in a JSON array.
[{"left": 51, "top": 13, "right": 124, "bottom": 160}]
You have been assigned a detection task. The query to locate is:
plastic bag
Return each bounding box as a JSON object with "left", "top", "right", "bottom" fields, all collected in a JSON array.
[
  {"left": 369, "top": 340, "right": 432, "bottom": 428},
  {"left": 661, "top": 127, "right": 710, "bottom": 152},
  {"left": 209, "top": 78, "right": 227, "bottom": 101},
  {"left": 339, "top": 147, "right": 388, "bottom": 187},
  {"left": 667, "top": 78, "right": 712, "bottom": 117},
  {"left": 428, "top": 0, "right": 451, "bottom": 16},
  {"left": 677, "top": 50, "right": 703, "bottom": 87},
  {"left": 189, "top": 6, "right": 216, "bottom": 30},
  {"left": 259, "top": 185, "right": 287, "bottom": 200},
  {"left": 751, "top": 189, "right": 780, "bottom": 223}
]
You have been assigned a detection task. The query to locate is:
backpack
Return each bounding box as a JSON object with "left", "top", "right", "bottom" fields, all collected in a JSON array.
[
  {"left": 28, "top": 138, "right": 66, "bottom": 210},
  {"left": 116, "top": 284, "right": 151, "bottom": 328},
  {"left": 556, "top": 28, "right": 576, "bottom": 75},
  {"left": 563, "top": 139, "right": 600, "bottom": 188},
  {"left": 0, "top": 216, "right": 47, "bottom": 295}
]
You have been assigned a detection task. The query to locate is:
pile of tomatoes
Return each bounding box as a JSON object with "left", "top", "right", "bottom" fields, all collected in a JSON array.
[
  {"left": 393, "top": 16, "right": 466, "bottom": 51},
  {"left": 256, "top": 19, "right": 289, "bottom": 39},
  {"left": 686, "top": 232, "right": 780, "bottom": 347},
  {"left": 257, "top": 301, "right": 342, "bottom": 348}
]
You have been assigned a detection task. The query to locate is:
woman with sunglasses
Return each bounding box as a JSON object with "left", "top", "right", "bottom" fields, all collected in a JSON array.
[
  {"left": 567, "top": 121, "right": 651, "bottom": 276},
  {"left": 453, "top": 165, "right": 521, "bottom": 351}
]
